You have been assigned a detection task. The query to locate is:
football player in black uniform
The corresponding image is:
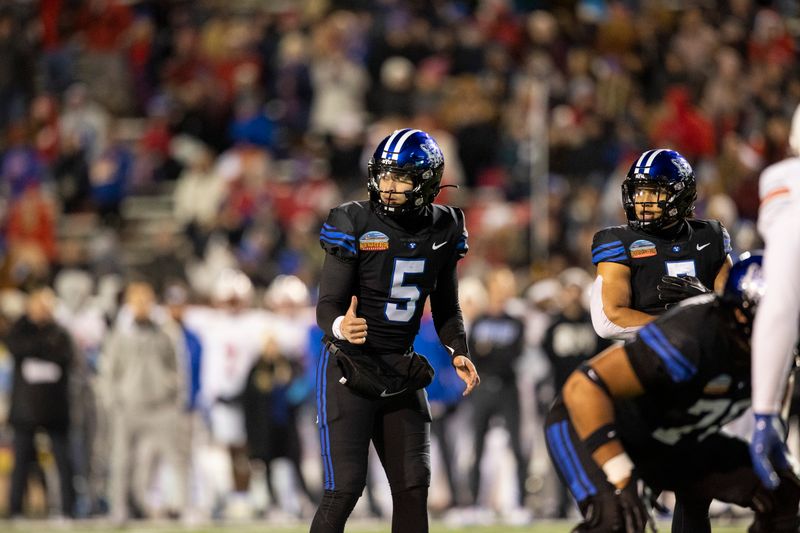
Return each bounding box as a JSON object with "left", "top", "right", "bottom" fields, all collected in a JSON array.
[
  {"left": 590, "top": 149, "right": 732, "bottom": 340},
  {"left": 545, "top": 252, "right": 800, "bottom": 533},
  {"left": 310, "top": 129, "right": 480, "bottom": 533}
]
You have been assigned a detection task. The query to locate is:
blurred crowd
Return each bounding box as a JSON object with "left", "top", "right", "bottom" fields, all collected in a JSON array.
[{"left": 0, "top": 0, "right": 797, "bottom": 523}]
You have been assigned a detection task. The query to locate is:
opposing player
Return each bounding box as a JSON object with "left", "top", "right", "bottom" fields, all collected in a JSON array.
[
  {"left": 546, "top": 252, "right": 800, "bottom": 533},
  {"left": 750, "top": 103, "right": 800, "bottom": 490},
  {"left": 591, "top": 148, "right": 732, "bottom": 340},
  {"left": 311, "top": 129, "right": 480, "bottom": 533}
]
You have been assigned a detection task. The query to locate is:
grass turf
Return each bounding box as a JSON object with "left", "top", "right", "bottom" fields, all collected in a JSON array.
[{"left": 2, "top": 521, "right": 750, "bottom": 533}]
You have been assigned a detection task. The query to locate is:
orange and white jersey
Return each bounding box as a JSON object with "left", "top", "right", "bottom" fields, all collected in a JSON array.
[
  {"left": 752, "top": 156, "right": 800, "bottom": 414},
  {"left": 757, "top": 157, "right": 800, "bottom": 235}
]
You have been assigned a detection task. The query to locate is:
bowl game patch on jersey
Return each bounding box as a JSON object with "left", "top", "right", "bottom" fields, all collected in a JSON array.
[
  {"left": 630, "top": 239, "right": 657, "bottom": 258},
  {"left": 359, "top": 231, "right": 390, "bottom": 251},
  {"left": 703, "top": 374, "right": 732, "bottom": 395}
]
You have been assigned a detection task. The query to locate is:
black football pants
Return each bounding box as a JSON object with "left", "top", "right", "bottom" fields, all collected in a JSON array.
[
  {"left": 310, "top": 345, "right": 432, "bottom": 533},
  {"left": 545, "top": 401, "right": 800, "bottom": 533}
]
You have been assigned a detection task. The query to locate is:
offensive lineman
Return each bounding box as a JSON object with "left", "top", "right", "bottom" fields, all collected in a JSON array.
[
  {"left": 310, "top": 129, "right": 480, "bottom": 533},
  {"left": 546, "top": 253, "right": 800, "bottom": 533}
]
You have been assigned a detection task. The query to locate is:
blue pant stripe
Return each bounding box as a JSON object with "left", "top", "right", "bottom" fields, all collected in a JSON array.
[
  {"left": 546, "top": 423, "right": 587, "bottom": 501},
  {"left": 316, "top": 347, "right": 333, "bottom": 490},
  {"left": 321, "top": 348, "right": 334, "bottom": 489},
  {"left": 559, "top": 422, "right": 597, "bottom": 497},
  {"left": 315, "top": 346, "right": 326, "bottom": 488}
]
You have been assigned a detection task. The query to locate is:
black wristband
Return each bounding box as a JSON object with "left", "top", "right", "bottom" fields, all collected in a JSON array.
[{"left": 584, "top": 423, "right": 619, "bottom": 454}]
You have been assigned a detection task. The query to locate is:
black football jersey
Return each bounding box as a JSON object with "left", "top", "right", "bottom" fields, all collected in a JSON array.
[
  {"left": 468, "top": 312, "right": 525, "bottom": 384},
  {"left": 320, "top": 201, "right": 468, "bottom": 354},
  {"left": 591, "top": 219, "right": 731, "bottom": 315},
  {"left": 543, "top": 311, "right": 613, "bottom": 390},
  {"left": 616, "top": 295, "right": 751, "bottom": 452}
]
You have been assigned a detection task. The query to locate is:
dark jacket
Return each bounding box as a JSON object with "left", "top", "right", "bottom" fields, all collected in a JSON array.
[
  {"left": 7, "top": 316, "right": 74, "bottom": 430},
  {"left": 241, "top": 357, "right": 301, "bottom": 461}
]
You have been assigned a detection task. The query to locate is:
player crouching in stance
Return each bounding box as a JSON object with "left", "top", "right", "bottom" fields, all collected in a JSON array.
[{"left": 545, "top": 252, "right": 800, "bottom": 533}]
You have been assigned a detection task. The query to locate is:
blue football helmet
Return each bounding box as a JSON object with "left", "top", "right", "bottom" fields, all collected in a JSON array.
[
  {"left": 368, "top": 128, "right": 445, "bottom": 215},
  {"left": 722, "top": 251, "right": 765, "bottom": 328},
  {"left": 622, "top": 148, "right": 697, "bottom": 231}
]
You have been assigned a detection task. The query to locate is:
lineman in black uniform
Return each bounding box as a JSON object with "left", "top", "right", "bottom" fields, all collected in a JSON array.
[
  {"left": 545, "top": 253, "right": 800, "bottom": 533},
  {"left": 311, "top": 128, "right": 480, "bottom": 533},
  {"left": 590, "top": 148, "right": 732, "bottom": 341}
]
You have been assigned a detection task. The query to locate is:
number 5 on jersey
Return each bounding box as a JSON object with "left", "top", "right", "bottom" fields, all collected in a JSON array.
[{"left": 385, "top": 258, "right": 426, "bottom": 322}]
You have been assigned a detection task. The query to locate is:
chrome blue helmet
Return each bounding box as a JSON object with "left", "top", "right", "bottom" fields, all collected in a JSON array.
[
  {"left": 723, "top": 251, "right": 765, "bottom": 320},
  {"left": 368, "top": 128, "right": 445, "bottom": 216},
  {"left": 622, "top": 148, "right": 697, "bottom": 232}
]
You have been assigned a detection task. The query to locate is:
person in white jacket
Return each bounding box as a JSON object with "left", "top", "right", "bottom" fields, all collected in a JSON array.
[{"left": 750, "top": 103, "right": 800, "bottom": 490}]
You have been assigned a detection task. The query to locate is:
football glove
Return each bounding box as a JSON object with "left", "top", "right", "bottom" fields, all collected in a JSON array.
[
  {"left": 657, "top": 275, "right": 710, "bottom": 308},
  {"left": 751, "top": 413, "right": 791, "bottom": 490},
  {"left": 572, "top": 480, "right": 649, "bottom": 533},
  {"left": 615, "top": 480, "right": 649, "bottom": 533}
]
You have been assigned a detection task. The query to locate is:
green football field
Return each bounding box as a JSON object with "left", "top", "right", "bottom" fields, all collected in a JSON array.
[{"left": 1, "top": 521, "right": 750, "bottom": 533}]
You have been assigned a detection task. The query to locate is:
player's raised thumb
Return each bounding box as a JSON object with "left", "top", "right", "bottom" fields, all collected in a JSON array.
[{"left": 346, "top": 296, "right": 358, "bottom": 317}]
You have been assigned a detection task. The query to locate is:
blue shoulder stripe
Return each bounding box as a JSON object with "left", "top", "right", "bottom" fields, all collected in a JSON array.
[
  {"left": 592, "top": 253, "right": 627, "bottom": 264},
  {"left": 320, "top": 236, "right": 357, "bottom": 255},
  {"left": 639, "top": 324, "right": 696, "bottom": 382},
  {"left": 593, "top": 247, "right": 627, "bottom": 263},
  {"left": 322, "top": 224, "right": 355, "bottom": 241},
  {"left": 592, "top": 240, "right": 623, "bottom": 254},
  {"left": 321, "top": 229, "right": 355, "bottom": 242}
]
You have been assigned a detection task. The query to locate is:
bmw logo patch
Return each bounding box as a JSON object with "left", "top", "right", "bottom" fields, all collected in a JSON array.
[
  {"left": 408, "top": 242, "right": 417, "bottom": 249},
  {"left": 672, "top": 245, "right": 680, "bottom": 252}
]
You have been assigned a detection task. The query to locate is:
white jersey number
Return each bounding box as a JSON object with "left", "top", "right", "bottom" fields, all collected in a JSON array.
[
  {"left": 384, "top": 258, "right": 426, "bottom": 322},
  {"left": 652, "top": 397, "right": 750, "bottom": 445}
]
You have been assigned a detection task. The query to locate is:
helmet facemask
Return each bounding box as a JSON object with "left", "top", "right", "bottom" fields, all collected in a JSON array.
[
  {"left": 622, "top": 175, "right": 695, "bottom": 232},
  {"left": 368, "top": 159, "right": 442, "bottom": 216}
]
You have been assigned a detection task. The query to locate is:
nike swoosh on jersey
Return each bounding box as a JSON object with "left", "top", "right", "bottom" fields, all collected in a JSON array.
[
  {"left": 432, "top": 241, "right": 447, "bottom": 250},
  {"left": 380, "top": 388, "right": 408, "bottom": 398},
  {"left": 696, "top": 243, "right": 711, "bottom": 251}
]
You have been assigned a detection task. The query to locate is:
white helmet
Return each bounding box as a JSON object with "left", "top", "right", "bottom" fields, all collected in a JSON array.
[
  {"left": 264, "top": 275, "right": 310, "bottom": 309},
  {"left": 212, "top": 268, "right": 253, "bottom": 304}
]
